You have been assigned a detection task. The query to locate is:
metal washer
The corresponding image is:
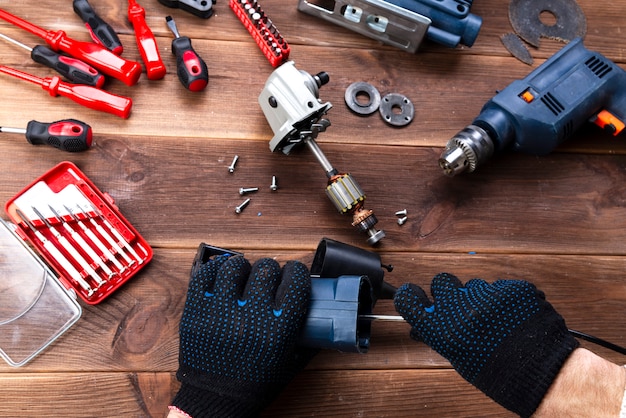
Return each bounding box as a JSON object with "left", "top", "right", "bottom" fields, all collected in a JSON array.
[
  {"left": 379, "top": 93, "right": 414, "bottom": 127},
  {"left": 345, "top": 81, "right": 381, "bottom": 116}
]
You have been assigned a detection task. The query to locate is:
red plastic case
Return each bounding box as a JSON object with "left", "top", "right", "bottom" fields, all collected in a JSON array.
[{"left": 4, "top": 161, "right": 153, "bottom": 305}]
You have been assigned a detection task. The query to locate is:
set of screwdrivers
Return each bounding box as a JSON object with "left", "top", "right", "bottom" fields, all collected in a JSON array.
[
  {"left": 0, "top": 3, "right": 210, "bottom": 124},
  {"left": 11, "top": 181, "right": 150, "bottom": 302}
]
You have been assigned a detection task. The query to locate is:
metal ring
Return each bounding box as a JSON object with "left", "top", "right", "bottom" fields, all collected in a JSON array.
[
  {"left": 345, "top": 82, "right": 381, "bottom": 116},
  {"left": 379, "top": 93, "right": 414, "bottom": 127}
]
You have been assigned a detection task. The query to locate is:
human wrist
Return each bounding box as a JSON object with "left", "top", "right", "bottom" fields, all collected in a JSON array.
[
  {"left": 534, "top": 348, "right": 626, "bottom": 417},
  {"left": 168, "top": 405, "right": 192, "bottom": 418}
]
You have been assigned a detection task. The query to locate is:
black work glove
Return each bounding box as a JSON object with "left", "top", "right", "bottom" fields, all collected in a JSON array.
[
  {"left": 394, "top": 273, "right": 579, "bottom": 418},
  {"left": 171, "top": 254, "right": 314, "bottom": 418}
]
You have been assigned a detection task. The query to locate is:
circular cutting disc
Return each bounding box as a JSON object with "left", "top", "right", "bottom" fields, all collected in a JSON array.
[{"left": 509, "top": 0, "right": 587, "bottom": 47}]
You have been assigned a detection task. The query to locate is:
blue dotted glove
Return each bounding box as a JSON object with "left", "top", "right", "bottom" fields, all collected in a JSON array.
[
  {"left": 171, "top": 254, "right": 313, "bottom": 418},
  {"left": 394, "top": 273, "right": 579, "bottom": 418}
]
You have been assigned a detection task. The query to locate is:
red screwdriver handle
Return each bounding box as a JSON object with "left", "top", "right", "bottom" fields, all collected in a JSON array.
[
  {"left": 42, "top": 76, "right": 132, "bottom": 119},
  {"left": 128, "top": 0, "right": 166, "bottom": 80},
  {"left": 26, "top": 119, "right": 93, "bottom": 152},
  {"left": 0, "top": 8, "right": 141, "bottom": 86}
]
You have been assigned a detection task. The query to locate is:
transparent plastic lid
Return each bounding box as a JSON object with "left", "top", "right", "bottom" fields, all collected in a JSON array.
[{"left": 0, "top": 218, "right": 81, "bottom": 367}]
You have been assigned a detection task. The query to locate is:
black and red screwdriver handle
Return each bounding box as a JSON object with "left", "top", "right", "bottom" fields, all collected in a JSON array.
[
  {"left": 31, "top": 46, "right": 105, "bottom": 88},
  {"left": 0, "top": 8, "right": 142, "bottom": 86},
  {"left": 165, "top": 16, "right": 208, "bottom": 92},
  {"left": 73, "top": 0, "right": 124, "bottom": 55},
  {"left": 26, "top": 119, "right": 93, "bottom": 152},
  {"left": 172, "top": 37, "right": 208, "bottom": 91}
]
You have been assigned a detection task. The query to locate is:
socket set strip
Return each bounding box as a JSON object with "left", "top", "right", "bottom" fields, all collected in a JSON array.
[
  {"left": 229, "top": 0, "right": 290, "bottom": 68},
  {"left": 5, "top": 163, "right": 152, "bottom": 304}
]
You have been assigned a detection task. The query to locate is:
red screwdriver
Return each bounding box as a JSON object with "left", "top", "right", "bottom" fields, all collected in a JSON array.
[
  {"left": 0, "top": 119, "right": 92, "bottom": 152},
  {"left": 128, "top": 0, "right": 166, "bottom": 80},
  {"left": 0, "top": 32, "right": 105, "bottom": 88},
  {"left": 165, "top": 16, "right": 208, "bottom": 92},
  {"left": 0, "top": 65, "right": 132, "bottom": 119},
  {"left": 0, "top": 7, "right": 142, "bottom": 86}
]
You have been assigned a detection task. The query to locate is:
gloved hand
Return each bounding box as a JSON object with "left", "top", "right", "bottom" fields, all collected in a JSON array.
[
  {"left": 170, "top": 254, "right": 314, "bottom": 418},
  {"left": 394, "top": 273, "right": 579, "bottom": 418}
]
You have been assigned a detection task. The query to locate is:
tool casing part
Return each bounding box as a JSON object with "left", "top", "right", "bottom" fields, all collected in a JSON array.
[
  {"left": 158, "top": 0, "right": 215, "bottom": 18},
  {"left": 259, "top": 61, "right": 384, "bottom": 245},
  {"left": 297, "top": 0, "right": 481, "bottom": 52}
]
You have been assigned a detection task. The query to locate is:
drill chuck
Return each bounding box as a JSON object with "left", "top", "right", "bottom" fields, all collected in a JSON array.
[{"left": 439, "top": 124, "right": 494, "bottom": 176}]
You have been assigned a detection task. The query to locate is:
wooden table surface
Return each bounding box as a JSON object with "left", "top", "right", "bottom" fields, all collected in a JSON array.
[{"left": 1, "top": 0, "right": 625, "bottom": 416}]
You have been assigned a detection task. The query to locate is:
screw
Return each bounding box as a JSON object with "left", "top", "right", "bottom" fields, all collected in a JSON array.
[
  {"left": 397, "top": 216, "right": 408, "bottom": 225},
  {"left": 270, "top": 175, "right": 278, "bottom": 191},
  {"left": 228, "top": 155, "right": 239, "bottom": 173},
  {"left": 235, "top": 198, "right": 251, "bottom": 214},
  {"left": 239, "top": 187, "right": 259, "bottom": 195},
  {"left": 395, "top": 209, "right": 407, "bottom": 216}
]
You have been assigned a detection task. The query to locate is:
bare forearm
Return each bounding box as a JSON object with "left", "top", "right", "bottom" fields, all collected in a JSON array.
[{"left": 533, "top": 348, "right": 626, "bottom": 417}]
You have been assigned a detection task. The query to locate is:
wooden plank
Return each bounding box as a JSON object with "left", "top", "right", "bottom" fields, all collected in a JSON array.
[
  {"left": 1, "top": 137, "right": 626, "bottom": 254},
  {"left": 1, "top": 0, "right": 625, "bottom": 417},
  {"left": 0, "top": 370, "right": 517, "bottom": 417}
]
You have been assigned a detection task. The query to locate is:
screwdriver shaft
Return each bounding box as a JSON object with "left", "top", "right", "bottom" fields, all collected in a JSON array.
[
  {"left": 49, "top": 206, "right": 115, "bottom": 278},
  {"left": 82, "top": 206, "right": 135, "bottom": 265},
  {"left": 32, "top": 207, "right": 103, "bottom": 286},
  {"left": 0, "top": 31, "right": 32, "bottom": 51},
  {"left": 0, "top": 126, "right": 24, "bottom": 134},
  {"left": 359, "top": 314, "right": 404, "bottom": 322},
  {"left": 64, "top": 205, "right": 126, "bottom": 272}
]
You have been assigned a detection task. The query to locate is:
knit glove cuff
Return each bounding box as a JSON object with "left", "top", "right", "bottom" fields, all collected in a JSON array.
[
  {"left": 473, "top": 307, "right": 579, "bottom": 417},
  {"left": 171, "top": 379, "right": 275, "bottom": 418}
]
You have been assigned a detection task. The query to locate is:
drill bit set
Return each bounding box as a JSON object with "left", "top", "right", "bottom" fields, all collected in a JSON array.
[{"left": 4, "top": 161, "right": 152, "bottom": 305}]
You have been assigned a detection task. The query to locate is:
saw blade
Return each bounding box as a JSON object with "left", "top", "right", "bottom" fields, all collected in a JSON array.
[{"left": 509, "top": 0, "right": 586, "bottom": 47}]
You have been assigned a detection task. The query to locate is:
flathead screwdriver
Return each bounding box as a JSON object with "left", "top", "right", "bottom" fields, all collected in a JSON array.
[
  {"left": 0, "top": 119, "right": 92, "bottom": 152},
  {"left": 165, "top": 15, "right": 208, "bottom": 92},
  {"left": 0, "top": 32, "right": 105, "bottom": 88}
]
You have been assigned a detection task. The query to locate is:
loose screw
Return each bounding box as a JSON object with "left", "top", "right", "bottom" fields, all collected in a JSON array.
[
  {"left": 235, "top": 198, "right": 251, "bottom": 214},
  {"left": 228, "top": 155, "right": 239, "bottom": 173},
  {"left": 270, "top": 175, "right": 278, "bottom": 191},
  {"left": 395, "top": 209, "right": 407, "bottom": 216},
  {"left": 397, "top": 216, "right": 408, "bottom": 225},
  {"left": 239, "top": 187, "right": 259, "bottom": 195}
]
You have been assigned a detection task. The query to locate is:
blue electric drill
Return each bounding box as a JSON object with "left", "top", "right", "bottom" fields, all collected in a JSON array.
[{"left": 439, "top": 38, "right": 626, "bottom": 176}]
